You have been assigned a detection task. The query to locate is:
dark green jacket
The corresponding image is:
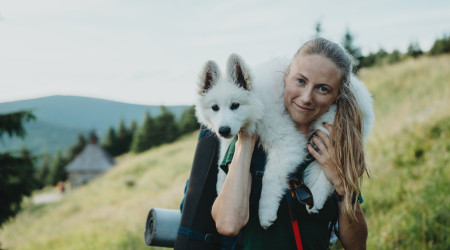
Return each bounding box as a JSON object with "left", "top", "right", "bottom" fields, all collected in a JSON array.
[{"left": 221, "top": 136, "right": 339, "bottom": 250}]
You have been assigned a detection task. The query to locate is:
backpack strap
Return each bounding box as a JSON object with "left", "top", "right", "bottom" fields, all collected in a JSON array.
[
  {"left": 284, "top": 153, "right": 316, "bottom": 250},
  {"left": 285, "top": 188, "right": 304, "bottom": 250}
]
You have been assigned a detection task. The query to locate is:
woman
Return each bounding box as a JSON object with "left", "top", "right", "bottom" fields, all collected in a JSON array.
[{"left": 212, "top": 38, "right": 370, "bottom": 249}]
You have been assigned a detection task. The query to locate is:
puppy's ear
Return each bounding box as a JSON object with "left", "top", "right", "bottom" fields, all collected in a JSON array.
[
  {"left": 198, "top": 60, "right": 220, "bottom": 94},
  {"left": 227, "top": 54, "right": 252, "bottom": 90}
]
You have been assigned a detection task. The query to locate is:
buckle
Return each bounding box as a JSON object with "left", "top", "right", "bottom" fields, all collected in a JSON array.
[{"left": 204, "top": 234, "right": 217, "bottom": 243}]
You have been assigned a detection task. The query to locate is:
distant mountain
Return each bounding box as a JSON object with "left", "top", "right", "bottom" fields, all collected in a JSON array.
[{"left": 0, "top": 95, "right": 190, "bottom": 155}]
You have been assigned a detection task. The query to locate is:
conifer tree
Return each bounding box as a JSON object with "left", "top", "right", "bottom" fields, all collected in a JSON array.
[
  {"left": 179, "top": 105, "right": 199, "bottom": 135},
  {"left": 47, "top": 151, "right": 68, "bottom": 186},
  {"left": 35, "top": 153, "right": 52, "bottom": 189},
  {"left": 0, "top": 110, "right": 36, "bottom": 228},
  {"left": 154, "top": 106, "right": 178, "bottom": 145},
  {"left": 103, "top": 127, "right": 118, "bottom": 156},
  {"left": 67, "top": 133, "right": 87, "bottom": 161},
  {"left": 131, "top": 111, "right": 156, "bottom": 153},
  {"left": 116, "top": 119, "right": 134, "bottom": 155},
  {"left": 407, "top": 42, "right": 423, "bottom": 58},
  {"left": 341, "top": 29, "right": 362, "bottom": 73},
  {"left": 429, "top": 34, "right": 450, "bottom": 55}
]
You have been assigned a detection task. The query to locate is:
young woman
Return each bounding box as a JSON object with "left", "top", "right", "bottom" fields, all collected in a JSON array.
[{"left": 212, "top": 38, "right": 370, "bottom": 249}]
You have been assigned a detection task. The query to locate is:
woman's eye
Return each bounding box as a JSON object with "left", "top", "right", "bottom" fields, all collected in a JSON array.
[
  {"left": 297, "top": 78, "right": 306, "bottom": 84},
  {"left": 318, "top": 86, "right": 329, "bottom": 94},
  {"left": 230, "top": 102, "right": 240, "bottom": 110},
  {"left": 212, "top": 105, "right": 219, "bottom": 111}
]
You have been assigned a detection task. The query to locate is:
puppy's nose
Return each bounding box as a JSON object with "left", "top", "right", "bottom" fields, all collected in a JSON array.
[{"left": 218, "top": 126, "right": 231, "bottom": 137}]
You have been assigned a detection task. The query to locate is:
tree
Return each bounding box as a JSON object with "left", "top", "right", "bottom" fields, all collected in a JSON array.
[
  {"left": 131, "top": 111, "right": 157, "bottom": 153},
  {"left": 430, "top": 35, "right": 450, "bottom": 55},
  {"left": 46, "top": 151, "right": 69, "bottom": 186},
  {"left": 102, "top": 126, "right": 118, "bottom": 156},
  {"left": 179, "top": 105, "right": 199, "bottom": 135},
  {"left": 0, "top": 110, "right": 36, "bottom": 228},
  {"left": 116, "top": 119, "right": 134, "bottom": 156},
  {"left": 429, "top": 34, "right": 450, "bottom": 55},
  {"left": 154, "top": 106, "right": 179, "bottom": 145},
  {"left": 387, "top": 49, "right": 402, "bottom": 64},
  {"left": 341, "top": 29, "right": 362, "bottom": 73},
  {"left": 359, "top": 52, "right": 377, "bottom": 68},
  {"left": 67, "top": 133, "right": 87, "bottom": 161},
  {"left": 35, "top": 153, "right": 52, "bottom": 189},
  {"left": 407, "top": 42, "right": 423, "bottom": 58},
  {"left": 314, "top": 21, "right": 322, "bottom": 38}
]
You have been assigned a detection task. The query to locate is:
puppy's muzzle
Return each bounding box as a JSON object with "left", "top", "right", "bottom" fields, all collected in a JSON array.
[{"left": 218, "top": 126, "right": 231, "bottom": 138}]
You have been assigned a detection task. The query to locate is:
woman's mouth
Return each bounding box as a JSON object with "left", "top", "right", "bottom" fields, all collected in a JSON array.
[{"left": 294, "top": 102, "right": 314, "bottom": 112}]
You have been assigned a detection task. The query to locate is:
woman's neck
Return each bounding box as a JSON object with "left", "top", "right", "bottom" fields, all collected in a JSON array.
[{"left": 296, "top": 124, "right": 311, "bottom": 135}]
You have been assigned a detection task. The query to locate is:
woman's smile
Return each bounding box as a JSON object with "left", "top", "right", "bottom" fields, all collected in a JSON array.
[
  {"left": 284, "top": 54, "right": 340, "bottom": 133},
  {"left": 294, "top": 102, "right": 315, "bottom": 112}
]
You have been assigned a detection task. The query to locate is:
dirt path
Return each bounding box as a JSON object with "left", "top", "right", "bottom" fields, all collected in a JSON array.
[{"left": 32, "top": 192, "right": 63, "bottom": 204}]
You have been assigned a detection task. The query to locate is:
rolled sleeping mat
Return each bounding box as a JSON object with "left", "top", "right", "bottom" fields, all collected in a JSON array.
[{"left": 145, "top": 208, "right": 181, "bottom": 247}]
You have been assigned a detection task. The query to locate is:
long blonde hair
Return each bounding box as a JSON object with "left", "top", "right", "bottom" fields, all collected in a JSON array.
[{"left": 292, "top": 38, "right": 369, "bottom": 221}]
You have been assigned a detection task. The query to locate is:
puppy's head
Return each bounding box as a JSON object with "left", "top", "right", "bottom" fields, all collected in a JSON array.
[{"left": 195, "top": 54, "right": 258, "bottom": 138}]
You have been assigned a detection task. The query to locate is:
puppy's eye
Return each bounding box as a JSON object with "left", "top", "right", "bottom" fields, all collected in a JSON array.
[
  {"left": 212, "top": 105, "right": 219, "bottom": 112},
  {"left": 230, "top": 102, "right": 240, "bottom": 110}
]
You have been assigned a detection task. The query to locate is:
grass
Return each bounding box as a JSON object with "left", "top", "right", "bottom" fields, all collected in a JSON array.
[
  {"left": 0, "top": 132, "right": 198, "bottom": 250},
  {"left": 1, "top": 54, "right": 449, "bottom": 249}
]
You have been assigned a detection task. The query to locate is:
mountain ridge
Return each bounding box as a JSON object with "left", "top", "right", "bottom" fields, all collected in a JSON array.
[{"left": 0, "top": 95, "right": 190, "bottom": 155}]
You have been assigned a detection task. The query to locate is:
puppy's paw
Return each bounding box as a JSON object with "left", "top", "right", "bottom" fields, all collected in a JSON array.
[
  {"left": 306, "top": 205, "right": 319, "bottom": 214},
  {"left": 258, "top": 206, "right": 277, "bottom": 229}
]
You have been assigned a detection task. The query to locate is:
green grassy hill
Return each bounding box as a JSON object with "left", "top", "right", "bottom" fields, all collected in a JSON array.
[{"left": 1, "top": 54, "right": 449, "bottom": 249}]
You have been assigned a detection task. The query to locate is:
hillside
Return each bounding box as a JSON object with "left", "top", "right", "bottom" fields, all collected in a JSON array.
[
  {"left": 0, "top": 54, "right": 449, "bottom": 249},
  {"left": 0, "top": 95, "right": 190, "bottom": 155}
]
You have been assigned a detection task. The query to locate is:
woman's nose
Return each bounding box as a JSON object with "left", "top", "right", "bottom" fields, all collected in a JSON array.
[{"left": 300, "top": 87, "right": 313, "bottom": 103}]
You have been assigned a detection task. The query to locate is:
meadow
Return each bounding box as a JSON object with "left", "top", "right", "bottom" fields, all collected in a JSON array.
[{"left": 1, "top": 54, "right": 449, "bottom": 249}]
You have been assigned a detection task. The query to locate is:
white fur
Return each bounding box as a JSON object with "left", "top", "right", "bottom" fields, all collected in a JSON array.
[
  {"left": 195, "top": 54, "right": 307, "bottom": 228},
  {"left": 300, "top": 76, "right": 375, "bottom": 213},
  {"left": 195, "top": 54, "right": 375, "bottom": 228}
]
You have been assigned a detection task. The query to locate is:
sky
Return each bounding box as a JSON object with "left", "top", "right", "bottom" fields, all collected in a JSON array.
[{"left": 1, "top": 0, "right": 449, "bottom": 106}]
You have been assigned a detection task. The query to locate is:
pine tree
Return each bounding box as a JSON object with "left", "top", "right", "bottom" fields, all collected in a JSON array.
[
  {"left": 179, "top": 105, "right": 199, "bottom": 135},
  {"left": 407, "top": 42, "right": 423, "bottom": 58},
  {"left": 46, "top": 151, "right": 69, "bottom": 186},
  {"left": 116, "top": 119, "right": 134, "bottom": 156},
  {"left": 341, "top": 29, "right": 362, "bottom": 73},
  {"left": 102, "top": 127, "right": 118, "bottom": 156},
  {"left": 429, "top": 34, "right": 450, "bottom": 55},
  {"left": 131, "top": 111, "right": 156, "bottom": 153},
  {"left": 67, "top": 133, "right": 87, "bottom": 161},
  {"left": 314, "top": 21, "right": 322, "bottom": 38},
  {"left": 0, "top": 110, "right": 36, "bottom": 228},
  {"left": 154, "top": 106, "right": 179, "bottom": 145},
  {"left": 35, "top": 153, "right": 52, "bottom": 189}
]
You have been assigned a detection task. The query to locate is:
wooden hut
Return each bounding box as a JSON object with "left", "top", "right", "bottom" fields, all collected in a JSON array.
[{"left": 66, "top": 132, "right": 115, "bottom": 187}]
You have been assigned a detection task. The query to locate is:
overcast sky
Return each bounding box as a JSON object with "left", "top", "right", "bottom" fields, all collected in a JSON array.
[{"left": 1, "top": 0, "right": 449, "bottom": 105}]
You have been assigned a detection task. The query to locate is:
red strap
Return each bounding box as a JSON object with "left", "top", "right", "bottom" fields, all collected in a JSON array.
[{"left": 288, "top": 188, "right": 303, "bottom": 250}]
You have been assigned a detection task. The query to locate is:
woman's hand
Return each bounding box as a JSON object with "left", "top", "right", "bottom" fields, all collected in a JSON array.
[
  {"left": 308, "top": 124, "right": 368, "bottom": 249},
  {"left": 307, "top": 124, "right": 344, "bottom": 194}
]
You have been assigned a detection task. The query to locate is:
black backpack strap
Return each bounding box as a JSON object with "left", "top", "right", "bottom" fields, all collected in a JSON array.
[{"left": 174, "top": 127, "right": 223, "bottom": 250}]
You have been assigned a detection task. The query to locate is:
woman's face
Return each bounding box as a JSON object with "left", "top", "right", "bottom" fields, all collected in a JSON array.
[{"left": 284, "top": 54, "right": 341, "bottom": 133}]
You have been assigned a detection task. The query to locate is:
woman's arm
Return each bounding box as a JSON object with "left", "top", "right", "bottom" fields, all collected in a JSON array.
[
  {"left": 308, "top": 124, "right": 368, "bottom": 249},
  {"left": 211, "top": 133, "right": 257, "bottom": 236},
  {"left": 337, "top": 201, "right": 368, "bottom": 250}
]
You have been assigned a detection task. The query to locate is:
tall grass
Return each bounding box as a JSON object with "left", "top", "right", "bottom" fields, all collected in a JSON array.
[
  {"left": 0, "top": 132, "right": 199, "bottom": 250},
  {"left": 362, "top": 114, "right": 449, "bottom": 249},
  {"left": 0, "top": 54, "right": 449, "bottom": 249}
]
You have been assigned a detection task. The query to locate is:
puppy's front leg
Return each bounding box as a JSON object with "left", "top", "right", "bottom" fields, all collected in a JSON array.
[{"left": 258, "top": 159, "right": 286, "bottom": 229}]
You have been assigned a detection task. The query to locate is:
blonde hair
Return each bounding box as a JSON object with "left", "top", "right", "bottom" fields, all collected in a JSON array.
[{"left": 291, "top": 38, "right": 369, "bottom": 221}]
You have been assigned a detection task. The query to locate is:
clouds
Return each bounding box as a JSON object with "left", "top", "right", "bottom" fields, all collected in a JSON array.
[{"left": 0, "top": 0, "right": 449, "bottom": 105}]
